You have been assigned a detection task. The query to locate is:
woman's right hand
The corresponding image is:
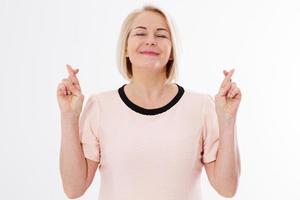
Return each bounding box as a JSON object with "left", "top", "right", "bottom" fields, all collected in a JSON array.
[{"left": 57, "top": 64, "right": 85, "bottom": 118}]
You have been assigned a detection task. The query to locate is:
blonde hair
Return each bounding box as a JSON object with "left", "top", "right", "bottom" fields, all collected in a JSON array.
[{"left": 116, "top": 5, "right": 181, "bottom": 84}]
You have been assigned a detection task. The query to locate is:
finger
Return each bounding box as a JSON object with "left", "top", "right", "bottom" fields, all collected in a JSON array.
[
  {"left": 57, "top": 83, "right": 66, "bottom": 96},
  {"left": 66, "top": 70, "right": 80, "bottom": 87},
  {"left": 68, "top": 77, "right": 81, "bottom": 92},
  {"left": 218, "top": 81, "right": 232, "bottom": 97},
  {"left": 219, "top": 72, "right": 232, "bottom": 96},
  {"left": 227, "top": 82, "right": 241, "bottom": 99},
  {"left": 58, "top": 82, "right": 68, "bottom": 96},
  {"left": 62, "top": 78, "right": 74, "bottom": 94},
  {"left": 229, "top": 87, "right": 241, "bottom": 99},
  {"left": 223, "top": 70, "right": 232, "bottom": 82},
  {"left": 66, "top": 64, "right": 80, "bottom": 86},
  {"left": 227, "top": 82, "right": 238, "bottom": 98},
  {"left": 66, "top": 64, "right": 75, "bottom": 74},
  {"left": 220, "top": 69, "right": 234, "bottom": 88},
  {"left": 68, "top": 74, "right": 80, "bottom": 86},
  {"left": 62, "top": 78, "right": 81, "bottom": 95},
  {"left": 235, "top": 88, "right": 242, "bottom": 99},
  {"left": 66, "top": 64, "right": 79, "bottom": 76},
  {"left": 227, "top": 82, "right": 237, "bottom": 93},
  {"left": 224, "top": 68, "right": 234, "bottom": 81},
  {"left": 223, "top": 70, "right": 228, "bottom": 76}
]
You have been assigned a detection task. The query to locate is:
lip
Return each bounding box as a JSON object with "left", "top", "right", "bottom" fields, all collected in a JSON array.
[{"left": 140, "top": 51, "right": 159, "bottom": 56}]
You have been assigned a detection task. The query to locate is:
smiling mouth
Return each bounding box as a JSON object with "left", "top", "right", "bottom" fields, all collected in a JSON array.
[{"left": 140, "top": 51, "right": 159, "bottom": 56}]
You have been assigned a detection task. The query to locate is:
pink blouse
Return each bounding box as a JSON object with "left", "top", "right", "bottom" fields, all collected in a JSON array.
[{"left": 79, "top": 83, "right": 220, "bottom": 200}]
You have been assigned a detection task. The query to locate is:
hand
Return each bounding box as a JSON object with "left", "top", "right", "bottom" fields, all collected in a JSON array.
[
  {"left": 215, "top": 69, "right": 242, "bottom": 121},
  {"left": 57, "top": 64, "right": 84, "bottom": 117}
]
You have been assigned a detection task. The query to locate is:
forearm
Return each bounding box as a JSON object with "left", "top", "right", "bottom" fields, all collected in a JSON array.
[
  {"left": 214, "top": 117, "right": 241, "bottom": 196},
  {"left": 59, "top": 112, "right": 87, "bottom": 198}
]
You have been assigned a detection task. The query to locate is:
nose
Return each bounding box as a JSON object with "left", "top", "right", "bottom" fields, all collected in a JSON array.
[
  {"left": 146, "top": 41, "right": 157, "bottom": 46},
  {"left": 145, "top": 35, "right": 157, "bottom": 46}
]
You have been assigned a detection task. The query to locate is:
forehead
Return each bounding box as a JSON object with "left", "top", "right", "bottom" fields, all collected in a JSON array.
[{"left": 131, "top": 10, "right": 169, "bottom": 31}]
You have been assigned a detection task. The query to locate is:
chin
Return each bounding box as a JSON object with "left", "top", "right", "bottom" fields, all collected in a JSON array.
[{"left": 139, "top": 61, "right": 165, "bottom": 69}]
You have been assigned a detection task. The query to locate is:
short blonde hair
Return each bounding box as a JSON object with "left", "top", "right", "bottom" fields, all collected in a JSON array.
[{"left": 116, "top": 5, "right": 181, "bottom": 84}]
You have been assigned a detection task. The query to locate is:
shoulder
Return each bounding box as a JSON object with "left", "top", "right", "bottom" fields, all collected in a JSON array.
[
  {"left": 183, "top": 87, "right": 215, "bottom": 105},
  {"left": 84, "top": 88, "right": 121, "bottom": 111},
  {"left": 88, "top": 88, "right": 118, "bottom": 102}
]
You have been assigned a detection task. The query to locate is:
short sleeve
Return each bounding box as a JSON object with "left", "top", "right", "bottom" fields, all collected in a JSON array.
[
  {"left": 201, "top": 95, "right": 220, "bottom": 164},
  {"left": 79, "top": 94, "right": 101, "bottom": 163}
]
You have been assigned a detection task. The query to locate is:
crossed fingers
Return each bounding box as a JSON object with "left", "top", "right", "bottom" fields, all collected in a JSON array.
[
  {"left": 66, "top": 64, "right": 81, "bottom": 91},
  {"left": 218, "top": 69, "right": 241, "bottom": 99}
]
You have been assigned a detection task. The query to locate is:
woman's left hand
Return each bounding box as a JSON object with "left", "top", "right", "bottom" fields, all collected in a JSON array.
[{"left": 215, "top": 69, "right": 242, "bottom": 121}]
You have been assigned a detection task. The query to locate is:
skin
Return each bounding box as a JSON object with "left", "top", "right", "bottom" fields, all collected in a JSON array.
[
  {"left": 124, "top": 10, "right": 177, "bottom": 108},
  {"left": 57, "top": 65, "right": 99, "bottom": 199},
  {"left": 205, "top": 69, "right": 242, "bottom": 197},
  {"left": 57, "top": 10, "right": 241, "bottom": 199}
]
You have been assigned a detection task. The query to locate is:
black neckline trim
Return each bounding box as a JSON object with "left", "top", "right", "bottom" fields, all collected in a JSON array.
[{"left": 118, "top": 83, "right": 185, "bottom": 115}]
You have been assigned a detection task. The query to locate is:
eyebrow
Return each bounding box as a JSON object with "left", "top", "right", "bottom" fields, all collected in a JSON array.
[{"left": 134, "top": 26, "right": 169, "bottom": 32}]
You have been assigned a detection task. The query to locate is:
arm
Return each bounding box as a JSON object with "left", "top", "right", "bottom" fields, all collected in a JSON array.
[
  {"left": 204, "top": 69, "right": 242, "bottom": 197},
  {"left": 59, "top": 113, "right": 98, "bottom": 199},
  {"left": 204, "top": 118, "right": 241, "bottom": 197}
]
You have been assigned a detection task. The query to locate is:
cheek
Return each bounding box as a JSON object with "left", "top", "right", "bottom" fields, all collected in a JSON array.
[
  {"left": 127, "top": 38, "right": 139, "bottom": 54},
  {"left": 162, "top": 41, "right": 172, "bottom": 56}
]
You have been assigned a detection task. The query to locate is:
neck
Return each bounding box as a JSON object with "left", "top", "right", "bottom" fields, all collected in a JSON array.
[{"left": 127, "top": 65, "right": 170, "bottom": 100}]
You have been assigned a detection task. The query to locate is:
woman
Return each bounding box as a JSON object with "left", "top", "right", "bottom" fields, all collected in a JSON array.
[{"left": 57, "top": 5, "right": 241, "bottom": 200}]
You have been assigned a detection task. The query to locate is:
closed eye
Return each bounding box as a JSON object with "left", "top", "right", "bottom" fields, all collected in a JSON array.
[
  {"left": 157, "top": 35, "right": 167, "bottom": 38},
  {"left": 135, "top": 33, "right": 167, "bottom": 38},
  {"left": 135, "top": 33, "right": 146, "bottom": 36}
]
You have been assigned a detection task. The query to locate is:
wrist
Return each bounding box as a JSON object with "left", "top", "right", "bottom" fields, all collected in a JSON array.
[
  {"left": 218, "top": 114, "right": 236, "bottom": 123},
  {"left": 60, "top": 112, "right": 80, "bottom": 121}
]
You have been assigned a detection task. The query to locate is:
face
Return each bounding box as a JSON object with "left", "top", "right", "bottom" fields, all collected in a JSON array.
[{"left": 126, "top": 11, "right": 172, "bottom": 71}]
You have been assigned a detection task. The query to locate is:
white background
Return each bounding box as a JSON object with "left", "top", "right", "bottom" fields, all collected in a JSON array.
[{"left": 0, "top": 0, "right": 300, "bottom": 199}]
